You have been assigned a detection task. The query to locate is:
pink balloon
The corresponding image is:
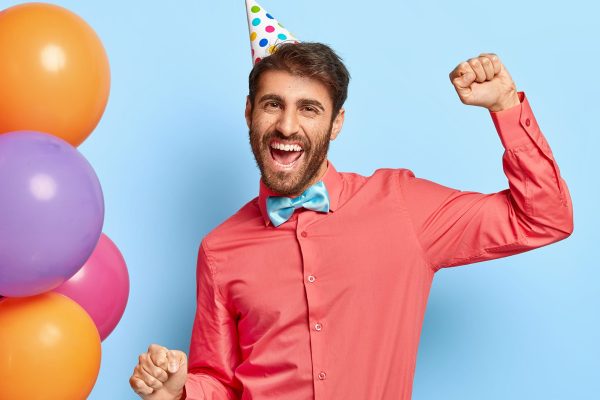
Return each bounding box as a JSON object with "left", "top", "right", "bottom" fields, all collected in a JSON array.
[{"left": 54, "top": 233, "right": 129, "bottom": 341}]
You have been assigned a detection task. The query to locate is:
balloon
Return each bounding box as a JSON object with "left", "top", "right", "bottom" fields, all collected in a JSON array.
[
  {"left": 0, "top": 3, "right": 110, "bottom": 146},
  {"left": 0, "top": 292, "right": 101, "bottom": 400},
  {"left": 0, "top": 131, "right": 104, "bottom": 297},
  {"left": 55, "top": 233, "right": 129, "bottom": 341}
]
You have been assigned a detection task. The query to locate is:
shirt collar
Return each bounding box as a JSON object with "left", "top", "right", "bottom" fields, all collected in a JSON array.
[{"left": 258, "top": 161, "right": 343, "bottom": 226}]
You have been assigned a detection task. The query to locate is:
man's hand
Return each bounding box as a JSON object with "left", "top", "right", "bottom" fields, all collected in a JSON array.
[
  {"left": 449, "top": 53, "right": 520, "bottom": 112},
  {"left": 129, "top": 344, "right": 188, "bottom": 400}
]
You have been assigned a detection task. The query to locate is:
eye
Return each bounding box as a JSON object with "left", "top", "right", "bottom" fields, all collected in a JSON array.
[
  {"left": 264, "top": 101, "right": 281, "bottom": 110},
  {"left": 301, "top": 105, "right": 320, "bottom": 115}
]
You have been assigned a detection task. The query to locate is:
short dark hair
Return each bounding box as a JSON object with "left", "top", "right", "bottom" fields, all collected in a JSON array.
[{"left": 248, "top": 42, "right": 350, "bottom": 117}]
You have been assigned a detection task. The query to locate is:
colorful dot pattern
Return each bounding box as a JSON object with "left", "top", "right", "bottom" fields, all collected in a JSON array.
[{"left": 246, "top": 0, "right": 299, "bottom": 65}]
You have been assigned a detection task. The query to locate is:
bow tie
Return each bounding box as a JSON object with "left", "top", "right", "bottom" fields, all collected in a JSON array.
[{"left": 266, "top": 181, "right": 330, "bottom": 227}]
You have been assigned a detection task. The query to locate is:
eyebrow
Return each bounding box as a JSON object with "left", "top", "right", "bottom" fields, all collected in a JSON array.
[
  {"left": 258, "top": 93, "right": 326, "bottom": 112},
  {"left": 258, "top": 93, "right": 284, "bottom": 104}
]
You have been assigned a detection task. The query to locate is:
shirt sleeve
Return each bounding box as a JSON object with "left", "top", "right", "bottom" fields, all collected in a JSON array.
[
  {"left": 398, "top": 91, "right": 574, "bottom": 272},
  {"left": 184, "top": 242, "right": 242, "bottom": 399}
]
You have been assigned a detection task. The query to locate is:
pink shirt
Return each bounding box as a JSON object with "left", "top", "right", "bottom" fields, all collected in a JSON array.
[{"left": 184, "top": 92, "right": 573, "bottom": 399}]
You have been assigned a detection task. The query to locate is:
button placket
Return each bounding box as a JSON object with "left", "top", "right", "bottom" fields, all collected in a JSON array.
[{"left": 296, "top": 212, "right": 328, "bottom": 393}]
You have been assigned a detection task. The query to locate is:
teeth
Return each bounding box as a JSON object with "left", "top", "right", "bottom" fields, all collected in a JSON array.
[{"left": 271, "top": 142, "right": 302, "bottom": 152}]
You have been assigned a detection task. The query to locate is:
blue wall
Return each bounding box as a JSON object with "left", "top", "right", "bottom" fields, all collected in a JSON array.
[{"left": 1, "top": 0, "right": 596, "bottom": 398}]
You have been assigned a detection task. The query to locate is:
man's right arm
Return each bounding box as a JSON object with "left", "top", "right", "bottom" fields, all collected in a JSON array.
[
  {"left": 184, "top": 242, "right": 242, "bottom": 399},
  {"left": 130, "top": 242, "right": 241, "bottom": 400}
]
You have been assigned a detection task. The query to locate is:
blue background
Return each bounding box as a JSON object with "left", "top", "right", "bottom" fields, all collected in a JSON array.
[{"left": 1, "top": 0, "right": 597, "bottom": 398}]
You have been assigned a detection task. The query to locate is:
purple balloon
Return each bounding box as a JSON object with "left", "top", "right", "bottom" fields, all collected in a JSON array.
[{"left": 0, "top": 131, "right": 104, "bottom": 297}]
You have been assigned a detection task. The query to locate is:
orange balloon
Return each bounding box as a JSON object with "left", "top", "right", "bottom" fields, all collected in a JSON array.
[
  {"left": 0, "top": 3, "right": 110, "bottom": 146},
  {"left": 0, "top": 292, "right": 101, "bottom": 400}
]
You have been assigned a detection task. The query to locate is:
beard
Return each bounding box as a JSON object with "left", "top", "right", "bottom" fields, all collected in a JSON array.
[{"left": 249, "top": 122, "right": 332, "bottom": 196}]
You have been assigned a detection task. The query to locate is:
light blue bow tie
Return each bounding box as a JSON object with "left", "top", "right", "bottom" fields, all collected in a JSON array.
[{"left": 267, "top": 181, "right": 330, "bottom": 227}]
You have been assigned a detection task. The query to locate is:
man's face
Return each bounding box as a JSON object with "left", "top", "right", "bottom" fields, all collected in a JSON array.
[{"left": 246, "top": 69, "right": 345, "bottom": 196}]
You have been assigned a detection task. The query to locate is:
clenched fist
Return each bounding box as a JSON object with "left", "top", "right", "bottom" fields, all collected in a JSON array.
[
  {"left": 449, "top": 53, "right": 520, "bottom": 112},
  {"left": 130, "top": 344, "right": 188, "bottom": 400}
]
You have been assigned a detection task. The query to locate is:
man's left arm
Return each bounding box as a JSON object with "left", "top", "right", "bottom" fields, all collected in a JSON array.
[{"left": 398, "top": 53, "right": 573, "bottom": 272}]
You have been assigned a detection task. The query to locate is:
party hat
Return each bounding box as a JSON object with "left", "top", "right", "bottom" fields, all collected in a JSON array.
[{"left": 246, "top": 0, "right": 299, "bottom": 65}]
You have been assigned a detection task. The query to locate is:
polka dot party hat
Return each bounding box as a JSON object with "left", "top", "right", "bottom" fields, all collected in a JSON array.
[{"left": 246, "top": 0, "right": 299, "bottom": 65}]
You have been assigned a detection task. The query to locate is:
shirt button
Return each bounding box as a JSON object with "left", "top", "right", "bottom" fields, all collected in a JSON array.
[
  {"left": 318, "top": 372, "right": 327, "bottom": 380},
  {"left": 314, "top": 323, "right": 322, "bottom": 331},
  {"left": 301, "top": 231, "right": 308, "bottom": 238},
  {"left": 525, "top": 118, "right": 531, "bottom": 127},
  {"left": 307, "top": 275, "right": 316, "bottom": 283}
]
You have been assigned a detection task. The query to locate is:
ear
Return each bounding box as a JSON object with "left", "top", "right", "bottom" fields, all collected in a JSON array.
[
  {"left": 245, "top": 96, "right": 252, "bottom": 129},
  {"left": 330, "top": 108, "right": 345, "bottom": 141}
]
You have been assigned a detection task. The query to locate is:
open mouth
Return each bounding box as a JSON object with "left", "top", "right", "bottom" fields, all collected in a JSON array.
[{"left": 269, "top": 140, "right": 304, "bottom": 169}]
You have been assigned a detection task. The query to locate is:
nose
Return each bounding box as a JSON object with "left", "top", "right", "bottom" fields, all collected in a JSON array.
[{"left": 275, "top": 108, "right": 300, "bottom": 137}]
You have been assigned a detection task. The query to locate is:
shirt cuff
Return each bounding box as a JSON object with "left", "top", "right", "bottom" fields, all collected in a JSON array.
[
  {"left": 183, "top": 378, "right": 196, "bottom": 400},
  {"left": 489, "top": 91, "right": 541, "bottom": 150}
]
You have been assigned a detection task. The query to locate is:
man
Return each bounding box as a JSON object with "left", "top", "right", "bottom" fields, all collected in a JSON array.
[{"left": 129, "top": 3, "right": 573, "bottom": 400}]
